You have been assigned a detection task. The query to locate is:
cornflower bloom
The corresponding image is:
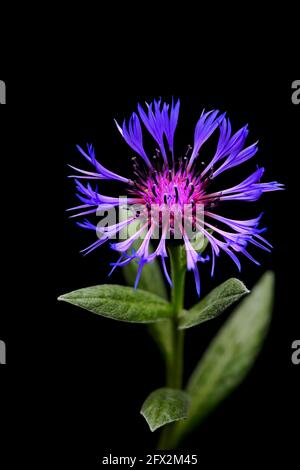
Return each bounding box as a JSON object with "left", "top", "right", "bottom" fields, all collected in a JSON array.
[{"left": 68, "top": 99, "right": 283, "bottom": 294}]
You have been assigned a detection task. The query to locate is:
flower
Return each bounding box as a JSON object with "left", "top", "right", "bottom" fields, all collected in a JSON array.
[{"left": 68, "top": 99, "right": 283, "bottom": 295}]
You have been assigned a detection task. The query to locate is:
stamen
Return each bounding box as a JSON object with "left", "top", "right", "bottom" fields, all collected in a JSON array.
[
  {"left": 174, "top": 185, "right": 179, "bottom": 203},
  {"left": 152, "top": 170, "right": 158, "bottom": 185},
  {"left": 190, "top": 198, "right": 196, "bottom": 231},
  {"left": 146, "top": 203, "right": 151, "bottom": 228},
  {"left": 189, "top": 183, "right": 195, "bottom": 196},
  {"left": 152, "top": 184, "right": 158, "bottom": 197},
  {"left": 133, "top": 170, "right": 143, "bottom": 180},
  {"left": 164, "top": 194, "right": 168, "bottom": 204},
  {"left": 208, "top": 166, "right": 214, "bottom": 180},
  {"left": 207, "top": 192, "right": 222, "bottom": 209},
  {"left": 184, "top": 144, "right": 192, "bottom": 157},
  {"left": 184, "top": 178, "right": 190, "bottom": 189}
]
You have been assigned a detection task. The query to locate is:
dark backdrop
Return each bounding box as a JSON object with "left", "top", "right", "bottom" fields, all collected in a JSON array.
[{"left": 1, "top": 75, "right": 299, "bottom": 466}]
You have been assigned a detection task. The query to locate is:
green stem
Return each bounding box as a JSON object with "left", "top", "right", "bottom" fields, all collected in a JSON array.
[
  {"left": 170, "top": 245, "right": 186, "bottom": 318},
  {"left": 158, "top": 245, "right": 186, "bottom": 449}
]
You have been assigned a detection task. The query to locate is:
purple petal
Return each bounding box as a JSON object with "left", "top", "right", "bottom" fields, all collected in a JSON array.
[
  {"left": 110, "top": 222, "right": 148, "bottom": 252},
  {"left": 193, "top": 264, "right": 201, "bottom": 297},
  {"left": 188, "top": 110, "right": 225, "bottom": 170},
  {"left": 115, "top": 114, "right": 152, "bottom": 168},
  {"left": 161, "top": 256, "right": 173, "bottom": 287},
  {"left": 213, "top": 141, "right": 258, "bottom": 177},
  {"left": 76, "top": 145, "right": 130, "bottom": 183}
]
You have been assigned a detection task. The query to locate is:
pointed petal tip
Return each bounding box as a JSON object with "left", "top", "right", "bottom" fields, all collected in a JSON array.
[{"left": 114, "top": 119, "right": 123, "bottom": 135}]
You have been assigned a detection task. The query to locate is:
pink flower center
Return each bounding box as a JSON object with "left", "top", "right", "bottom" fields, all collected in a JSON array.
[{"left": 137, "top": 168, "right": 205, "bottom": 210}]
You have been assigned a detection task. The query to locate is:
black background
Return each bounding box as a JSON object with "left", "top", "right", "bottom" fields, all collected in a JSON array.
[{"left": 0, "top": 72, "right": 299, "bottom": 467}]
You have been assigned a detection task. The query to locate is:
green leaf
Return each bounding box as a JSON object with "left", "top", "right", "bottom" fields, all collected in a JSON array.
[
  {"left": 172, "top": 271, "right": 274, "bottom": 445},
  {"left": 140, "top": 388, "right": 190, "bottom": 432},
  {"left": 178, "top": 278, "right": 249, "bottom": 330},
  {"left": 121, "top": 238, "right": 173, "bottom": 363},
  {"left": 58, "top": 284, "right": 172, "bottom": 323}
]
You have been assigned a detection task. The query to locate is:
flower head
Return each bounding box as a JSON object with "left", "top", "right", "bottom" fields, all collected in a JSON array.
[{"left": 68, "top": 99, "right": 283, "bottom": 295}]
